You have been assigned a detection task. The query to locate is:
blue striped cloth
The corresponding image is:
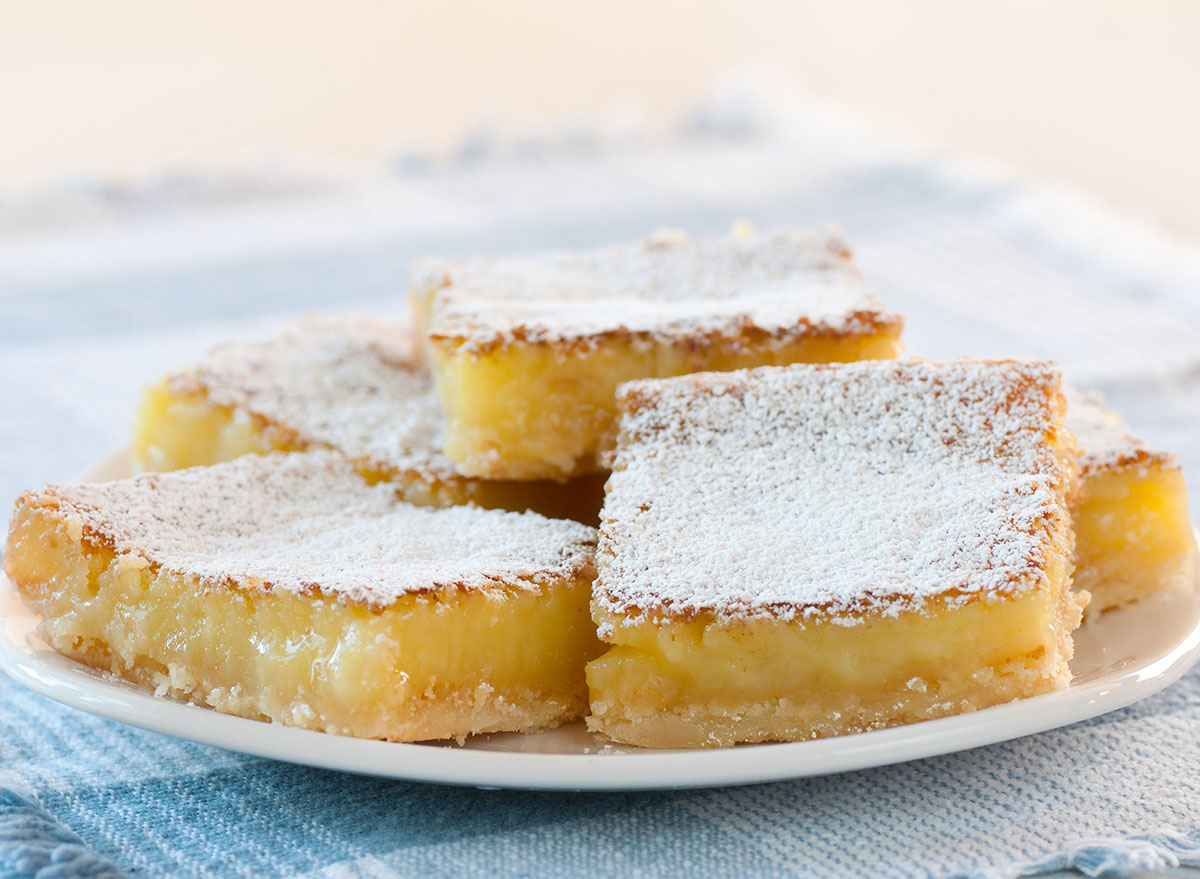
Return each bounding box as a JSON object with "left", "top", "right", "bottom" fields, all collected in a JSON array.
[{"left": 3, "top": 101, "right": 1200, "bottom": 878}]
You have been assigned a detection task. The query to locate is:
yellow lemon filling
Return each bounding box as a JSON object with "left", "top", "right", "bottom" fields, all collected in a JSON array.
[
  {"left": 1075, "top": 462, "right": 1196, "bottom": 616},
  {"left": 430, "top": 330, "right": 903, "bottom": 480},
  {"left": 587, "top": 553, "right": 1079, "bottom": 749},
  {"left": 133, "top": 381, "right": 606, "bottom": 523}
]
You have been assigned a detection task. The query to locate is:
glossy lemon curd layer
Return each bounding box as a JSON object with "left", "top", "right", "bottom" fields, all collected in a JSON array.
[
  {"left": 133, "top": 382, "right": 298, "bottom": 469},
  {"left": 430, "top": 330, "right": 904, "bottom": 481},
  {"left": 1075, "top": 463, "right": 1196, "bottom": 617},
  {"left": 586, "top": 557, "right": 1080, "bottom": 748},
  {"left": 132, "top": 382, "right": 606, "bottom": 524},
  {"left": 5, "top": 504, "right": 602, "bottom": 741}
]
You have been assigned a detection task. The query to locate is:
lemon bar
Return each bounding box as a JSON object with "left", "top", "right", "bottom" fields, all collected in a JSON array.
[
  {"left": 4, "top": 452, "right": 600, "bottom": 741},
  {"left": 133, "top": 315, "right": 605, "bottom": 524},
  {"left": 586, "top": 360, "right": 1085, "bottom": 749},
  {"left": 413, "top": 225, "right": 904, "bottom": 480},
  {"left": 1066, "top": 386, "right": 1196, "bottom": 617}
]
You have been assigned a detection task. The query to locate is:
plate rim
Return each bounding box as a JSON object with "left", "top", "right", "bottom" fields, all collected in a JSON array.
[
  {"left": 4, "top": 570, "right": 1200, "bottom": 791},
  {"left": 3, "top": 447, "right": 1199, "bottom": 791}
]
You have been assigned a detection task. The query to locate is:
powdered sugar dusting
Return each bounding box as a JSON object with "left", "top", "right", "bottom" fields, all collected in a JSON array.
[
  {"left": 1064, "top": 384, "right": 1169, "bottom": 472},
  {"left": 169, "top": 315, "right": 454, "bottom": 475},
  {"left": 417, "top": 226, "right": 900, "bottom": 351},
  {"left": 596, "top": 360, "right": 1071, "bottom": 625},
  {"left": 39, "top": 452, "right": 597, "bottom": 607}
]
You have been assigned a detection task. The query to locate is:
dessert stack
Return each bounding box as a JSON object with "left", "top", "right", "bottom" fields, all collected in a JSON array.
[{"left": 4, "top": 224, "right": 1195, "bottom": 748}]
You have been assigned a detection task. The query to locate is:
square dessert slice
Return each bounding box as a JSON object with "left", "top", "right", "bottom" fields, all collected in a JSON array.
[
  {"left": 586, "top": 360, "right": 1085, "bottom": 748},
  {"left": 412, "top": 225, "right": 904, "bottom": 480},
  {"left": 133, "top": 315, "right": 605, "bottom": 524},
  {"left": 4, "top": 452, "right": 600, "bottom": 742},
  {"left": 1066, "top": 386, "right": 1196, "bottom": 617}
]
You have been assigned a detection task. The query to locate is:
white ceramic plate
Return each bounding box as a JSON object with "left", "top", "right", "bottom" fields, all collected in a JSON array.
[{"left": 2, "top": 452, "right": 1199, "bottom": 791}]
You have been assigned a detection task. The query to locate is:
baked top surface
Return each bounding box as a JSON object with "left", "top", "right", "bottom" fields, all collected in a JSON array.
[
  {"left": 1064, "top": 384, "right": 1174, "bottom": 472},
  {"left": 20, "top": 452, "right": 597, "bottom": 608},
  {"left": 416, "top": 226, "right": 901, "bottom": 351},
  {"left": 168, "top": 314, "right": 454, "bottom": 475},
  {"left": 595, "top": 359, "right": 1071, "bottom": 624}
]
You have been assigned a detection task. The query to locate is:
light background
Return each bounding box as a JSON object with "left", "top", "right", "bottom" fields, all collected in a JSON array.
[{"left": 4, "top": 0, "right": 1199, "bottom": 240}]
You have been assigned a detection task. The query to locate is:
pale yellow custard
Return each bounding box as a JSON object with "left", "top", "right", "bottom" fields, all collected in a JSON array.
[{"left": 1066, "top": 387, "right": 1196, "bottom": 617}]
